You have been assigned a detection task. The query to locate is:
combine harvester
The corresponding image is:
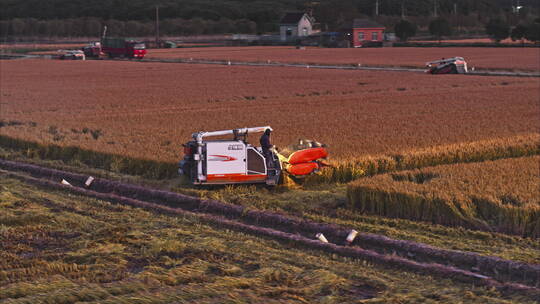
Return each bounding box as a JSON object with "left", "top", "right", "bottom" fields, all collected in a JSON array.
[
  {"left": 81, "top": 26, "right": 147, "bottom": 59},
  {"left": 426, "top": 57, "right": 468, "bottom": 74},
  {"left": 178, "top": 126, "right": 328, "bottom": 185}
]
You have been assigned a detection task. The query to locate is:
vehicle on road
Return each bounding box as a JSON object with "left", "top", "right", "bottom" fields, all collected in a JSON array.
[
  {"left": 59, "top": 50, "right": 86, "bottom": 60},
  {"left": 81, "top": 42, "right": 102, "bottom": 58},
  {"left": 426, "top": 57, "right": 468, "bottom": 74}
]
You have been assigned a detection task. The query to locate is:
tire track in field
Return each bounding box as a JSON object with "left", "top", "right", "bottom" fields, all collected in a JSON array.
[{"left": 0, "top": 159, "right": 539, "bottom": 296}]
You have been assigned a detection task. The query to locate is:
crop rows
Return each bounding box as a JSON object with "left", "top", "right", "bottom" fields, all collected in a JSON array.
[
  {"left": 348, "top": 156, "right": 540, "bottom": 237},
  {"left": 1, "top": 59, "right": 538, "bottom": 164},
  {"left": 311, "top": 133, "right": 540, "bottom": 183},
  {"left": 2, "top": 159, "right": 539, "bottom": 289}
]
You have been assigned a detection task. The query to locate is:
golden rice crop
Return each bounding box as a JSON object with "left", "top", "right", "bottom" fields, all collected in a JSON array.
[
  {"left": 1, "top": 59, "right": 538, "bottom": 165},
  {"left": 309, "top": 133, "right": 540, "bottom": 183},
  {"left": 347, "top": 156, "right": 540, "bottom": 237}
]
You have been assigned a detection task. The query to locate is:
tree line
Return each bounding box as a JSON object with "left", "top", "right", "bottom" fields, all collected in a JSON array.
[
  {"left": 0, "top": 0, "right": 539, "bottom": 38},
  {"left": 0, "top": 17, "right": 258, "bottom": 39},
  {"left": 394, "top": 16, "right": 540, "bottom": 42}
]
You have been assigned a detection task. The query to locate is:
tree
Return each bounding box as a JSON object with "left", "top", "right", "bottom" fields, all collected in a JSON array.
[
  {"left": 510, "top": 24, "right": 527, "bottom": 42},
  {"left": 429, "top": 17, "right": 452, "bottom": 42},
  {"left": 394, "top": 19, "right": 417, "bottom": 42},
  {"left": 235, "top": 19, "right": 257, "bottom": 34},
  {"left": 485, "top": 18, "right": 509, "bottom": 42},
  {"left": 315, "top": 0, "right": 359, "bottom": 31},
  {"left": 10, "top": 19, "right": 27, "bottom": 36},
  {"left": 524, "top": 22, "right": 540, "bottom": 43}
]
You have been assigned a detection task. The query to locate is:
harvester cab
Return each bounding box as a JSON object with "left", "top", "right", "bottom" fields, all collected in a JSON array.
[
  {"left": 178, "top": 127, "right": 329, "bottom": 186},
  {"left": 426, "top": 57, "right": 468, "bottom": 74}
]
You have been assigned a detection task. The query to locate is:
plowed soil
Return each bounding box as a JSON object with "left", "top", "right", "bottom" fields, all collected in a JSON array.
[
  {"left": 148, "top": 46, "right": 540, "bottom": 71},
  {"left": 0, "top": 59, "right": 538, "bottom": 162}
]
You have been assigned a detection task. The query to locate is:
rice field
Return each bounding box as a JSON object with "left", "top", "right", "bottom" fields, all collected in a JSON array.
[
  {"left": 3, "top": 176, "right": 537, "bottom": 303},
  {"left": 1, "top": 59, "right": 538, "bottom": 166},
  {"left": 148, "top": 46, "right": 540, "bottom": 71},
  {"left": 347, "top": 156, "right": 540, "bottom": 237},
  {"left": 1, "top": 52, "right": 539, "bottom": 302}
]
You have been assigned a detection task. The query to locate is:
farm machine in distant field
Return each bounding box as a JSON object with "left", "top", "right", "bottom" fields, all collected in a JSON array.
[
  {"left": 82, "top": 42, "right": 102, "bottom": 58},
  {"left": 58, "top": 50, "right": 86, "bottom": 60},
  {"left": 426, "top": 57, "right": 468, "bottom": 74},
  {"left": 179, "top": 126, "right": 329, "bottom": 186},
  {"left": 81, "top": 26, "right": 147, "bottom": 59}
]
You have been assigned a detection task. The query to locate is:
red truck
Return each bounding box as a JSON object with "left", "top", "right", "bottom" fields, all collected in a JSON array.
[{"left": 101, "top": 37, "right": 147, "bottom": 59}]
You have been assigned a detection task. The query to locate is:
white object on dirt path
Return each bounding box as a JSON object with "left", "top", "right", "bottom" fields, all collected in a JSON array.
[
  {"left": 316, "top": 233, "right": 328, "bottom": 243},
  {"left": 346, "top": 230, "right": 358, "bottom": 244},
  {"left": 61, "top": 179, "right": 72, "bottom": 186},
  {"left": 85, "top": 176, "right": 95, "bottom": 187}
]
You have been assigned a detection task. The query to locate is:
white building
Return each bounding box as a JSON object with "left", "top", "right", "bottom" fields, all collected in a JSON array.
[{"left": 279, "top": 12, "right": 314, "bottom": 42}]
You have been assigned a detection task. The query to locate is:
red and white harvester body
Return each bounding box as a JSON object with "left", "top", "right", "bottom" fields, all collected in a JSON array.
[
  {"left": 426, "top": 57, "right": 468, "bottom": 74},
  {"left": 179, "top": 126, "right": 329, "bottom": 186},
  {"left": 179, "top": 127, "right": 282, "bottom": 185}
]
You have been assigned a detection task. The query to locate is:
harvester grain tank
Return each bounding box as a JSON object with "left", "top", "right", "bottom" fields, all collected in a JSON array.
[
  {"left": 426, "top": 57, "right": 468, "bottom": 74},
  {"left": 179, "top": 127, "right": 329, "bottom": 185}
]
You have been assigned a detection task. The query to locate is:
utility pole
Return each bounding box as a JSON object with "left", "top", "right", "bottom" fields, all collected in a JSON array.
[
  {"left": 454, "top": 2, "right": 457, "bottom": 15},
  {"left": 155, "top": 6, "right": 160, "bottom": 47},
  {"left": 401, "top": 1, "right": 406, "bottom": 18},
  {"left": 375, "top": 0, "right": 379, "bottom": 16},
  {"left": 433, "top": 0, "right": 438, "bottom": 17}
]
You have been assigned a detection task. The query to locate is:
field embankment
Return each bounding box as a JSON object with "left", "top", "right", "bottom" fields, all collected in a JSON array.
[{"left": 348, "top": 156, "right": 540, "bottom": 237}]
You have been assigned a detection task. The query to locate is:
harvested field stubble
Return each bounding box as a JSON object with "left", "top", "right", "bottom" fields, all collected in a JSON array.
[
  {"left": 347, "top": 156, "right": 540, "bottom": 237},
  {"left": 1, "top": 159, "right": 539, "bottom": 288},
  {"left": 2, "top": 177, "right": 538, "bottom": 303},
  {"left": 1, "top": 60, "right": 538, "bottom": 169},
  {"left": 148, "top": 46, "right": 540, "bottom": 71}
]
